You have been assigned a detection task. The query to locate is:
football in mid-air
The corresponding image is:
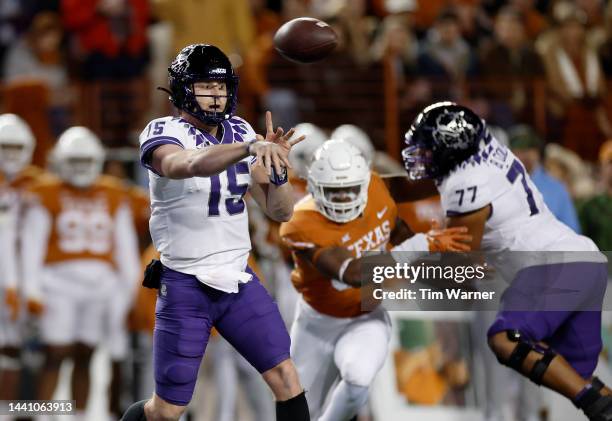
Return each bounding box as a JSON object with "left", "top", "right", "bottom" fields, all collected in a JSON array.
[{"left": 273, "top": 17, "right": 338, "bottom": 63}]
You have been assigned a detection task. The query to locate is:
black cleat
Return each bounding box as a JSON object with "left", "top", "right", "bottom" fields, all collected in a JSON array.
[{"left": 120, "top": 400, "right": 147, "bottom": 421}]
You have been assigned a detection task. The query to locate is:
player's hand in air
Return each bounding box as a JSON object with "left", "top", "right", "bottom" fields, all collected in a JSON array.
[
  {"left": 250, "top": 111, "right": 305, "bottom": 176},
  {"left": 426, "top": 220, "right": 472, "bottom": 252},
  {"left": 5, "top": 287, "right": 20, "bottom": 321}
]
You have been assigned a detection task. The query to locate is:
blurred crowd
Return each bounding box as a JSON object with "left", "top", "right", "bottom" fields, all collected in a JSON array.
[{"left": 0, "top": 1, "right": 611, "bottom": 421}]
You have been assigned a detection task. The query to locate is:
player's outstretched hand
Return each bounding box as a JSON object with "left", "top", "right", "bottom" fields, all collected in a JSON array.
[
  {"left": 426, "top": 220, "right": 472, "bottom": 252},
  {"left": 251, "top": 111, "right": 305, "bottom": 175}
]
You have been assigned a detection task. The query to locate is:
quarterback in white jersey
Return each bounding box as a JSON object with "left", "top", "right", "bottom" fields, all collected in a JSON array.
[
  {"left": 141, "top": 114, "right": 256, "bottom": 291},
  {"left": 402, "top": 102, "right": 610, "bottom": 421},
  {"left": 123, "top": 44, "right": 310, "bottom": 421}
]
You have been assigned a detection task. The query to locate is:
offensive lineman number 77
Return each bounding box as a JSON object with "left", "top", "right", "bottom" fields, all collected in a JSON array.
[{"left": 455, "top": 186, "right": 477, "bottom": 206}]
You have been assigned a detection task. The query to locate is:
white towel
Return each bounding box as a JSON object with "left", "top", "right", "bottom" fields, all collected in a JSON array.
[{"left": 195, "top": 268, "right": 253, "bottom": 293}]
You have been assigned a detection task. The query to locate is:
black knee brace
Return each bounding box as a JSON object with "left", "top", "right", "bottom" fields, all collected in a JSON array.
[
  {"left": 498, "top": 330, "right": 557, "bottom": 385},
  {"left": 120, "top": 400, "right": 147, "bottom": 421},
  {"left": 575, "top": 378, "right": 612, "bottom": 421}
]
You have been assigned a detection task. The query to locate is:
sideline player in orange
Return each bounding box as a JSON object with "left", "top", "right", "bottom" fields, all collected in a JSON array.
[
  {"left": 0, "top": 114, "right": 46, "bottom": 402},
  {"left": 280, "top": 139, "right": 471, "bottom": 420},
  {"left": 21, "top": 127, "right": 140, "bottom": 419}
]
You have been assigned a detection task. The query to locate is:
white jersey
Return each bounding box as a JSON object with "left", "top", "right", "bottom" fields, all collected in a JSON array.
[
  {"left": 139, "top": 116, "right": 257, "bottom": 292},
  {"left": 0, "top": 187, "right": 18, "bottom": 290},
  {"left": 437, "top": 136, "right": 599, "bottom": 254}
]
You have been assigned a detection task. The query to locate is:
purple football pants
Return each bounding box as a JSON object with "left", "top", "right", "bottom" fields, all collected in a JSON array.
[
  {"left": 153, "top": 265, "right": 291, "bottom": 406},
  {"left": 488, "top": 262, "right": 608, "bottom": 378}
]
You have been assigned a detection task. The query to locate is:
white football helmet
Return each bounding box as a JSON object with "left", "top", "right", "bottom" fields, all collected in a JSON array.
[
  {"left": 0, "top": 114, "right": 35, "bottom": 177},
  {"left": 52, "top": 126, "right": 105, "bottom": 188},
  {"left": 308, "top": 139, "right": 370, "bottom": 223},
  {"left": 288, "top": 123, "right": 327, "bottom": 179},
  {"left": 331, "top": 124, "right": 375, "bottom": 166}
]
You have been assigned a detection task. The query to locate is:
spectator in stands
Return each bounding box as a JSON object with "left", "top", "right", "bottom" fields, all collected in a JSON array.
[
  {"left": 578, "top": 140, "right": 612, "bottom": 250},
  {"left": 545, "top": 143, "right": 597, "bottom": 200},
  {"left": 597, "top": 2, "right": 612, "bottom": 76},
  {"left": 327, "top": 0, "right": 373, "bottom": 67},
  {"left": 61, "top": 0, "right": 149, "bottom": 80},
  {"left": 509, "top": 125, "right": 582, "bottom": 233},
  {"left": 540, "top": 2, "right": 611, "bottom": 162},
  {"left": 0, "top": 1, "right": 39, "bottom": 76},
  {"left": 370, "top": 14, "right": 418, "bottom": 76},
  {"left": 479, "top": 6, "right": 544, "bottom": 128},
  {"left": 152, "top": 0, "right": 254, "bottom": 59},
  {"left": 3, "top": 11, "right": 70, "bottom": 135},
  {"left": 416, "top": 8, "right": 475, "bottom": 101},
  {"left": 509, "top": 0, "right": 547, "bottom": 40}
]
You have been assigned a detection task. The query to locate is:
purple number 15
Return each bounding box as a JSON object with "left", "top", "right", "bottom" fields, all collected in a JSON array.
[
  {"left": 506, "top": 159, "right": 539, "bottom": 216},
  {"left": 208, "top": 162, "right": 249, "bottom": 216}
]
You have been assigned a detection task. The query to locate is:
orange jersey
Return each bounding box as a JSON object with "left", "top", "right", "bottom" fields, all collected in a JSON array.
[
  {"left": 0, "top": 165, "right": 49, "bottom": 228},
  {"left": 128, "top": 244, "right": 159, "bottom": 333},
  {"left": 289, "top": 176, "right": 309, "bottom": 201},
  {"left": 98, "top": 175, "right": 150, "bottom": 246},
  {"left": 26, "top": 177, "right": 130, "bottom": 266},
  {"left": 127, "top": 184, "right": 151, "bottom": 242},
  {"left": 280, "top": 173, "right": 397, "bottom": 318},
  {"left": 0, "top": 166, "right": 47, "bottom": 208},
  {"left": 0, "top": 165, "right": 45, "bottom": 191}
]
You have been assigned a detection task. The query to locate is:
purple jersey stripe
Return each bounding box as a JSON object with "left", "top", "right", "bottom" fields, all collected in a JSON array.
[{"left": 140, "top": 136, "right": 184, "bottom": 175}]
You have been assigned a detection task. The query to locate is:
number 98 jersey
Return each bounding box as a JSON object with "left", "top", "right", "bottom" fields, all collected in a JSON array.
[
  {"left": 139, "top": 116, "right": 257, "bottom": 291},
  {"left": 436, "top": 136, "right": 596, "bottom": 252}
]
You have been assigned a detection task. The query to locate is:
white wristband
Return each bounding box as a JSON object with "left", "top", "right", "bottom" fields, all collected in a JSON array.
[{"left": 338, "top": 257, "right": 355, "bottom": 283}]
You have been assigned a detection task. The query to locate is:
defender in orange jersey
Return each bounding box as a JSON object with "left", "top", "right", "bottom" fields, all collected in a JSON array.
[
  {"left": 0, "top": 114, "right": 46, "bottom": 402},
  {"left": 280, "top": 139, "right": 471, "bottom": 421},
  {"left": 21, "top": 127, "right": 140, "bottom": 419}
]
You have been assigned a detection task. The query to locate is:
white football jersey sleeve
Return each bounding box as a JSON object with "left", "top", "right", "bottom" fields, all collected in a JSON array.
[
  {"left": 437, "top": 136, "right": 598, "bottom": 253},
  {"left": 139, "top": 116, "right": 258, "bottom": 292}
]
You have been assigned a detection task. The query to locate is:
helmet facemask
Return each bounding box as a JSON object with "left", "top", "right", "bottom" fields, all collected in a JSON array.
[
  {"left": 308, "top": 139, "right": 371, "bottom": 224},
  {"left": 168, "top": 44, "right": 240, "bottom": 126},
  {"left": 312, "top": 182, "right": 369, "bottom": 223},
  {"left": 0, "top": 142, "right": 32, "bottom": 177},
  {"left": 53, "top": 126, "right": 105, "bottom": 188},
  {"left": 402, "top": 130, "right": 438, "bottom": 180},
  {"left": 175, "top": 75, "right": 239, "bottom": 125},
  {"left": 59, "top": 156, "right": 104, "bottom": 188},
  {"left": 0, "top": 114, "right": 35, "bottom": 178}
]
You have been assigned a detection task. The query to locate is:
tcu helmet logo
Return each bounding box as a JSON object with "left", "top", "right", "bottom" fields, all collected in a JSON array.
[{"left": 433, "top": 109, "right": 478, "bottom": 150}]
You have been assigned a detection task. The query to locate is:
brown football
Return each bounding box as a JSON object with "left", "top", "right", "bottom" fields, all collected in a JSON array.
[{"left": 273, "top": 17, "right": 338, "bottom": 63}]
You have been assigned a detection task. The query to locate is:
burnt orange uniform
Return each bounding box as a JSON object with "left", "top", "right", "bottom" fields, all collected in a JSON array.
[
  {"left": 26, "top": 177, "right": 130, "bottom": 266},
  {"left": 0, "top": 165, "right": 45, "bottom": 191},
  {"left": 98, "top": 175, "right": 151, "bottom": 250},
  {"left": 280, "top": 173, "right": 397, "bottom": 318}
]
